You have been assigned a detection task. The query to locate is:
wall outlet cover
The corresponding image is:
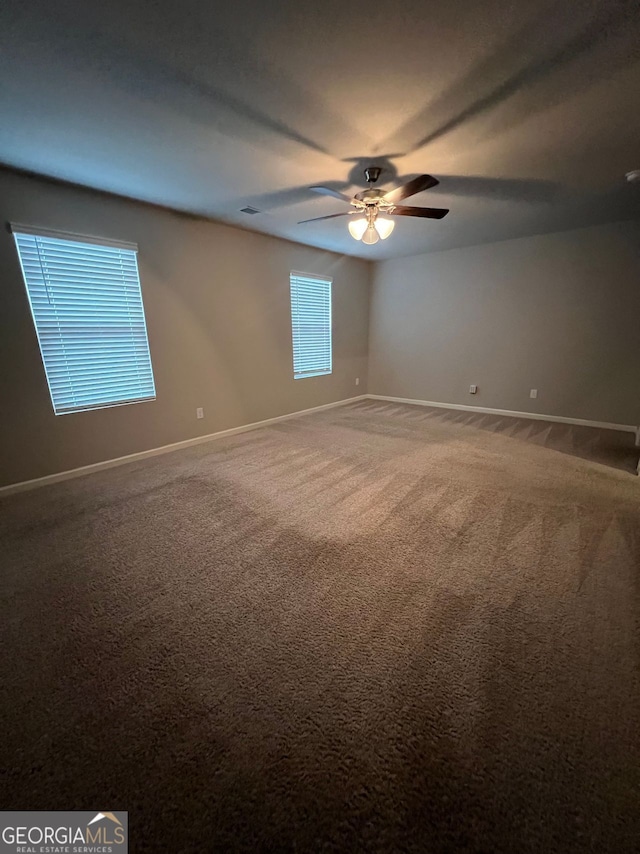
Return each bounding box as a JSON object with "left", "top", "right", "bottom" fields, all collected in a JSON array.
[
  {"left": 196, "top": 407, "right": 204, "bottom": 419},
  {"left": 469, "top": 384, "right": 478, "bottom": 394}
]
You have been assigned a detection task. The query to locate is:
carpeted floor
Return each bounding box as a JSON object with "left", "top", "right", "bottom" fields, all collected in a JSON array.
[{"left": 1, "top": 400, "right": 639, "bottom": 853}]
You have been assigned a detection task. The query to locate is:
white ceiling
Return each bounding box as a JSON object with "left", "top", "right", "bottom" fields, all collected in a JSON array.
[{"left": 1, "top": 0, "right": 639, "bottom": 259}]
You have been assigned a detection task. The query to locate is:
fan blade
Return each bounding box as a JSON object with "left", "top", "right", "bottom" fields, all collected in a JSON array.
[
  {"left": 383, "top": 174, "right": 439, "bottom": 204},
  {"left": 310, "top": 186, "right": 353, "bottom": 203},
  {"left": 390, "top": 205, "right": 449, "bottom": 219},
  {"left": 298, "top": 212, "right": 352, "bottom": 224}
]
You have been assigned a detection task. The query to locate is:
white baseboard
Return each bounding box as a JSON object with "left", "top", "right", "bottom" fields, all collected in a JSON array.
[
  {"left": 366, "top": 394, "right": 638, "bottom": 434},
  {"left": 2, "top": 393, "right": 636, "bottom": 495},
  {"left": 0, "top": 395, "right": 367, "bottom": 497}
]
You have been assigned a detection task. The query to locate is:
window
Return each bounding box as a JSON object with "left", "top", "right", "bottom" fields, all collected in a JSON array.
[
  {"left": 290, "top": 272, "right": 332, "bottom": 379},
  {"left": 12, "top": 225, "right": 155, "bottom": 415}
]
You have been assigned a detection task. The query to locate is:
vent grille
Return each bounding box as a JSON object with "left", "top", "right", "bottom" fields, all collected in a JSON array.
[{"left": 240, "top": 206, "right": 261, "bottom": 215}]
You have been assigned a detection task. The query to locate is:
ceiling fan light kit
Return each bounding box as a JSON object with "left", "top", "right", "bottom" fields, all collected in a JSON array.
[
  {"left": 300, "top": 167, "right": 449, "bottom": 245},
  {"left": 347, "top": 214, "right": 395, "bottom": 242}
]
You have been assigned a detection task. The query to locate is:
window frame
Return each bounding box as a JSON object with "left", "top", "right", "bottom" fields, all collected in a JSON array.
[
  {"left": 289, "top": 271, "right": 333, "bottom": 380},
  {"left": 11, "top": 224, "right": 156, "bottom": 416}
]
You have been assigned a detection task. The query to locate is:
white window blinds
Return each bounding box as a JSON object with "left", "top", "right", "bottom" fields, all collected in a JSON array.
[
  {"left": 290, "top": 272, "right": 332, "bottom": 379},
  {"left": 12, "top": 227, "right": 156, "bottom": 415}
]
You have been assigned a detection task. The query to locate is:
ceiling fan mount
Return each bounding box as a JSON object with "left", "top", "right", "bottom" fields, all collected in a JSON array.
[
  {"left": 363, "top": 166, "right": 382, "bottom": 185},
  {"left": 300, "top": 168, "right": 449, "bottom": 244}
]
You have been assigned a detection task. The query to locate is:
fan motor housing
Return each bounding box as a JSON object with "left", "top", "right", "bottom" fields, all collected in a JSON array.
[{"left": 355, "top": 188, "right": 386, "bottom": 202}]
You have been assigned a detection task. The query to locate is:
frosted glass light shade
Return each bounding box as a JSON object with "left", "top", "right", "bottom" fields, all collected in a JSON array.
[
  {"left": 362, "top": 226, "right": 380, "bottom": 245},
  {"left": 374, "top": 216, "right": 395, "bottom": 239},
  {"left": 348, "top": 218, "right": 368, "bottom": 240}
]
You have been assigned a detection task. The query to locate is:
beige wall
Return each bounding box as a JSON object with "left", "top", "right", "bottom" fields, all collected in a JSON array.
[
  {"left": 3, "top": 168, "right": 638, "bottom": 490},
  {"left": 0, "top": 169, "right": 371, "bottom": 487},
  {"left": 369, "top": 222, "right": 640, "bottom": 426}
]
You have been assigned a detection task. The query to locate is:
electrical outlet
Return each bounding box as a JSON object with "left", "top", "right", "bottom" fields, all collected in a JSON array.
[
  {"left": 469, "top": 384, "right": 478, "bottom": 394},
  {"left": 355, "top": 377, "right": 360, "bottom": 386},
  {"left": 530, "top": 389, "right": 538, "bottom": 399},
  {"left": 196, "top": 407, "right": 204, "bottom": 419}
]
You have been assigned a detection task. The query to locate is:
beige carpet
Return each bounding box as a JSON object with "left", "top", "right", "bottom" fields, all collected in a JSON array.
[{"left": 1, "top": 400, "right": 639, "bottom": 853}]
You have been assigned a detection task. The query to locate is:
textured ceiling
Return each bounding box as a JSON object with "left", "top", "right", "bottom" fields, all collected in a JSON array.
[{"left": 1, "top": 0, "right": 639, "bottom": 258}]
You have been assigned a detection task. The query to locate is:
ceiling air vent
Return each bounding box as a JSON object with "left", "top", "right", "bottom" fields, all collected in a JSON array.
[{"left": 240, "top": 206, "right": 261, "bottom": 215}]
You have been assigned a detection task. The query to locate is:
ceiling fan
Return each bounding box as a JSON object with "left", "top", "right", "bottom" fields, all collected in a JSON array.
[{"left": 299, "top": 167, "right": 449, "bottom": 244}]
